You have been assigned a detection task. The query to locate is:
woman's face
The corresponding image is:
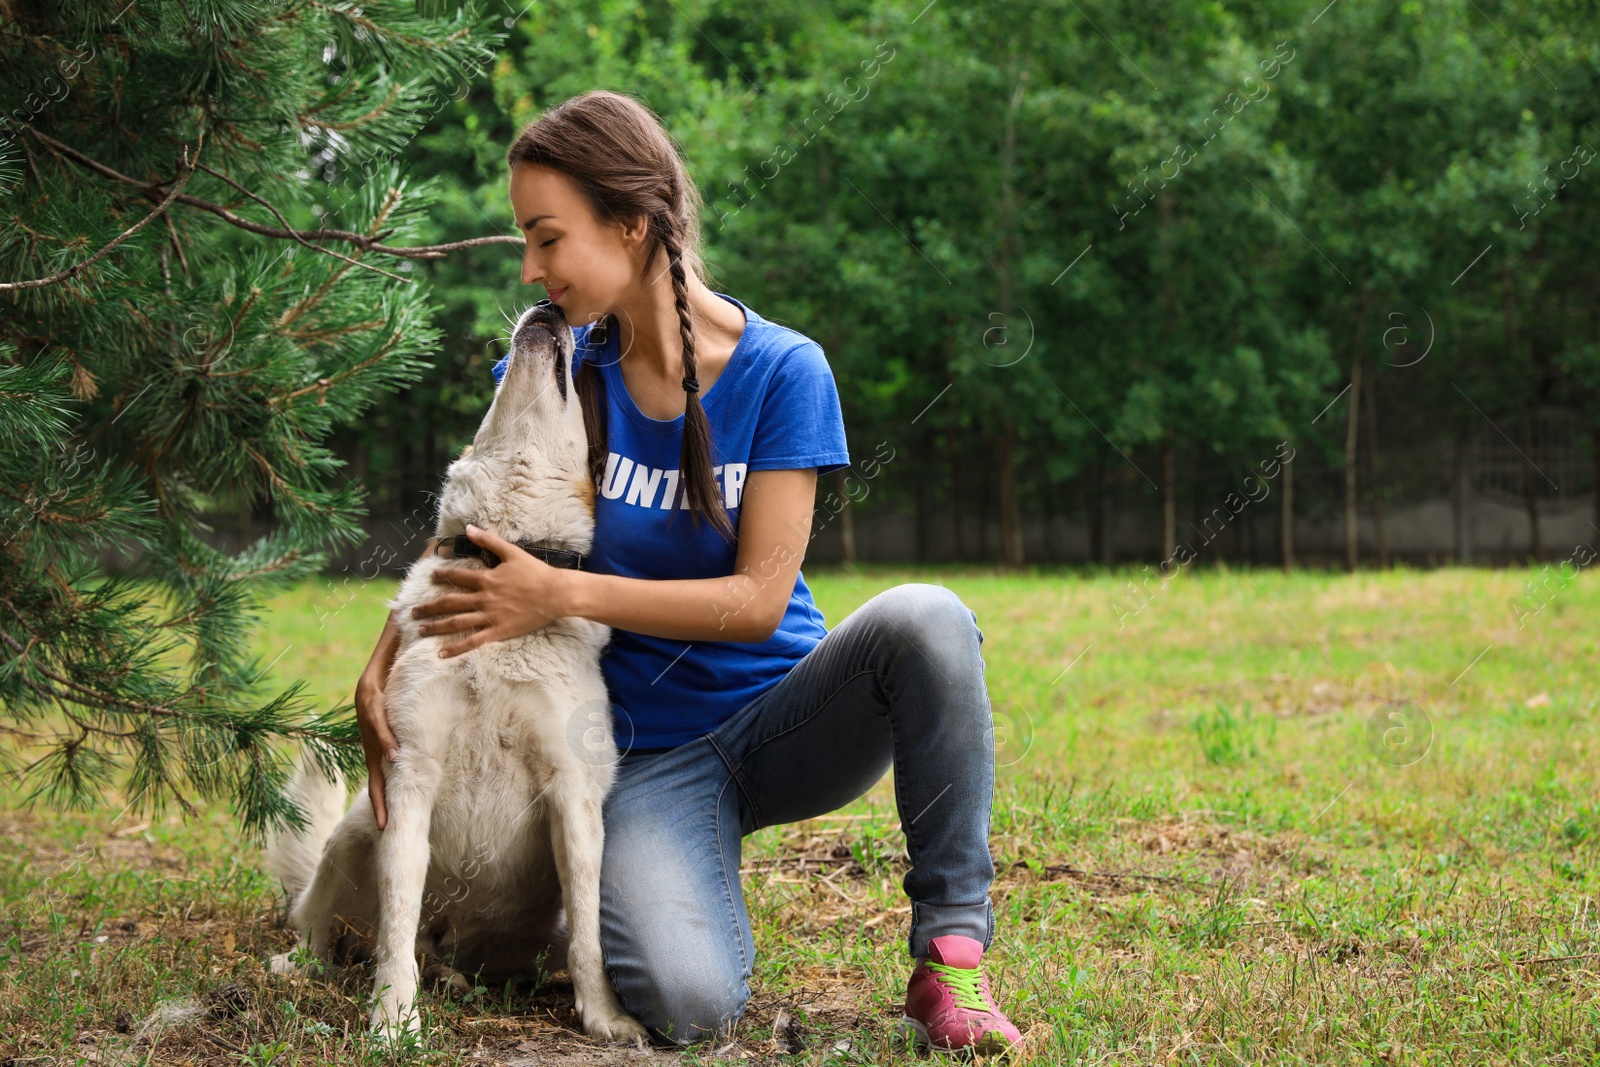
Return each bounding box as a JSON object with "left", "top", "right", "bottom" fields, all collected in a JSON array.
[{"left": 508, "top": 163, "right": 643, "bottom": 330}]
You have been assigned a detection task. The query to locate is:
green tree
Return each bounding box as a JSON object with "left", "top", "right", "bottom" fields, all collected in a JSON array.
[{"left": 0, "top": 0, "right": 508, "bottom": 831}]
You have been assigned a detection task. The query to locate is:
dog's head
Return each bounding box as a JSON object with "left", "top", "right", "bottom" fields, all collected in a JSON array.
[
  {"left": 504, "top": 298, "right": 576, "bottom": 401},
  {"left": 473, "top": 299, "right": 584, "bottom": 455}
]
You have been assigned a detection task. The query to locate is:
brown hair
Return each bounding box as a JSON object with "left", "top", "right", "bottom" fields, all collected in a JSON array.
[{"left": 506, "top": 90, "right": 735, "bottom": 545}]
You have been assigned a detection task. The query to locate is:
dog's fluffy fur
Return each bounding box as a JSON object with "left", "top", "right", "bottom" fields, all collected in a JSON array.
[{"left": 264, "top": 301, "right": 646, "bottom": 1043}]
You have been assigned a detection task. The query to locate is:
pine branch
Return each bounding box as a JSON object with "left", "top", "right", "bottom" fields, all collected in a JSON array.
[
  {"left": 274, "top": 187, "right": 409, "bottom": 329},
  {"left": 301, "top": 80, "right": 406, "bottom": 132},
  {"left": 268, "top": 331, "right": 403, "bottom": 407},
  {"left": 310, "top": 0, "right": 478, "bottom": 50},
  {"left": 0, "top": 483, "right": 119, "bottom": 528},
  {"left": 14, "top": 127, "right": 522, "bottom": 265},
  {"left": 0, "top": 136, "right": 205, "bottom": 292},
  {"left": 0, "top": 608, "right": 362, "bottom": 752},
  {"left": 0, "top": 619, "right": 205, "bottom": 721},
  {"left": 195, "top": 162, "right": 409, "bottom": 283}
]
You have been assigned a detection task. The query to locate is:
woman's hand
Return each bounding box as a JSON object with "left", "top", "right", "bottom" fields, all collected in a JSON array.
[
  {"left": 356, "top": 662, "right": 400, "bottom": 831},
  {"left": 412, "top": 524, "right": 573, "bottom": 658}
]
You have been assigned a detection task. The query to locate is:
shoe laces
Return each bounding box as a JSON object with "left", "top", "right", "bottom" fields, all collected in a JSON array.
[{"left": 925, "top": 960, "right": 993, "bottom": 1013}]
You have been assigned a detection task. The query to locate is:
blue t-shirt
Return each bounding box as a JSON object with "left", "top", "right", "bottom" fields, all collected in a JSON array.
[{"left": 491, "top": 292, "right": 851, "bottom": 749}]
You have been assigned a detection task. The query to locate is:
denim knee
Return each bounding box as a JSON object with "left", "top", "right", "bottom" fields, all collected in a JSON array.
[
  {"left": 600, "top": 767, "right": 753, "bottom": 1047},
  {"left": 866, "top": 582, "right": 982, "bottom": 650},
  {"left": 624, "top": 967, "right": 748, "bottom": 1046}
]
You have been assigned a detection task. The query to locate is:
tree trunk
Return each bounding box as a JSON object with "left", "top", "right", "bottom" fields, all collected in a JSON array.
[
  {"left": 1088, "top": 467, "right": 1100, "bottom": 566},
  {"left": 1039, "top": 481, "right": 1052, "bottom": 563},
  {"left": 991, "top": 76, "right": 1025, "bottom": 570},
  {"left": 1343, "top": 355, "right": 1363, "bottom": 572},
  {"left": 1362, "top": 369, "right": 1388, "bottom": 567},
  {"left": 1099, "top": 493, "right": 1114, "bottom": 565},
  {"left": 1522, "top": 416, "right": 1542, "bottom": 562},
  {"left": 235, "top": 494, "right": 251, "bottom": 554},
  {"left": 1501, "top": 259, "right": 1537, "bottom": 563},
  {"left": 947, "top": 371, "right": 963, "bottom": 562},
  {"left": 915, "top": 426, "right": 932, "bottom": 563},
  {"left": 399, "top": 434, "right": 417, "bottom": 535},
  {"left": 998, "top": 418, "right": 1024, "bottom": 567},
  {"left": 423, "top": 427, "right": 441, "bottom": 527},
  {"left": 1342, "top": 287, "right": 1372, "bottom": 571},
  {"left": 1453, "top": 430, "right": 1473, "bottom": 565},
  {"left": 815, "top": 165, "right": 855, "bottom": 567},
  {"left": 978, "top": 431, "right": 992, "bottom": 561},
  {"left": 1089, "top": 464, "right": 1110, "bottom": 566},
  {"left": 1280, "top": 448, "right": 1295, "bottom": 572},
  {"left": 1155, "top": 176, "right": 1180, "bottom": 566},
  {"left": 1160, "top": 440, "right": 1176, "bottom": 561},
  {"left": 835, "top": 468, "right": 857, "bottom": 567}
]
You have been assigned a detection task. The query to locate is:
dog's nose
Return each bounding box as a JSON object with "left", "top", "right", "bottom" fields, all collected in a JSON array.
[
  {"left": 528, "top": 298, "right": 567, "bottom": 324},
  {"left": 513, "top": 299, "right": 568, "bottom": 350}
]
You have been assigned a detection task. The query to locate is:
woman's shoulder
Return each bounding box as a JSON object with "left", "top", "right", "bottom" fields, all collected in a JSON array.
[{"left": 724, "top": 297, "right": 830, "bottom": 373}]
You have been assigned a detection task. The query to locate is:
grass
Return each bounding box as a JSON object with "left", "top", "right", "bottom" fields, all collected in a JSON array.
[{"left": 3, "top": 562, "right": 1599, "bottom": 1065}]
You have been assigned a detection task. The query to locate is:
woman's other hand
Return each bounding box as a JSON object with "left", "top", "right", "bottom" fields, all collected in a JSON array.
[
  {"left": 412, "top": 524, "right": 573, "bottom": 658},
  {"left": 356, "top": 613, "right": 403, "bottom": 830},
  {"left": 355, "top": 670, "right": 400, "bottom": 830}
]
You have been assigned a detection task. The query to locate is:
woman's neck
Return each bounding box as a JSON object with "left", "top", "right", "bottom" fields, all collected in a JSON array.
[{"left": 613, "top": 250, "right": 742, "bottom": 375}]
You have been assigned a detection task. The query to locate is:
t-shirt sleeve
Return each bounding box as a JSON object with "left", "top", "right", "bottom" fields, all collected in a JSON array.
[{"left": 747, "top": 340, "right": 851, "bottom": 475}]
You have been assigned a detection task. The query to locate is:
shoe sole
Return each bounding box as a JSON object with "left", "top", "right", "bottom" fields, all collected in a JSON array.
[{"left": 898, "top": 1015, "right": 1018, "bottom": 1057}]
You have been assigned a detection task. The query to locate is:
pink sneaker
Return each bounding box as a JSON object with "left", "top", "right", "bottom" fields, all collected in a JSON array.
[{"left": 900, "top": 935, "right": 1022, "bottom": 1055}]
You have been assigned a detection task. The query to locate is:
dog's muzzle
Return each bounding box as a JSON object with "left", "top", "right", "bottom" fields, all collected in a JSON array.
[{"left": 438, "top": 534, "right": 585, "bottom": 570}]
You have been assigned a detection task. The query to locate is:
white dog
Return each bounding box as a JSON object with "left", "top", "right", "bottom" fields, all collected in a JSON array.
[{"left": 264, "top": 299, "right": 647, "bottom": 1044}]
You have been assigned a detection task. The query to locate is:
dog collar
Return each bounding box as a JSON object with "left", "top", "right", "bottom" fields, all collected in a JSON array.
[{"left": 438, "top": 534, "right": 585, "bottom": 571}]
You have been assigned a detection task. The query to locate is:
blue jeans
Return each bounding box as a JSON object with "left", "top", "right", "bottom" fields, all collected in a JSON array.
[{"left": 596, "top": 582, "right": 997, "bottom": 1046}]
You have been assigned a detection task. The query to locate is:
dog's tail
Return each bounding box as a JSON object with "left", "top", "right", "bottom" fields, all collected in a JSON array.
[{"left": 263, "top": 754, "right": 348, "bottom": 902}]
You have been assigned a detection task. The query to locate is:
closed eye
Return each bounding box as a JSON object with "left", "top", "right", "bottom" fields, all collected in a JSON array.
[{"left": 540, "top": 237, "right": 559, "bottom": 248}]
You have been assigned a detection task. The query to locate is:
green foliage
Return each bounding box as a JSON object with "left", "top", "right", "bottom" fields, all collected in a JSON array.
[
  {"left": 0, "top": 1, "right": 506, "bottom": 832},
  {"left": 347, "top": 0, "right": 1600, "bottom": 557}
]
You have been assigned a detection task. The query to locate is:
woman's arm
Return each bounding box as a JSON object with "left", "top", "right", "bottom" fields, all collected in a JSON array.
[
  {"left": 569, "top": 467, "right": 818, "bottom": 639},
  {"left": 411, "top": 468, "right": 818, "bottom": 658},
  {"left": 355, "top": 537, "right": 445, "bottom": 830}
]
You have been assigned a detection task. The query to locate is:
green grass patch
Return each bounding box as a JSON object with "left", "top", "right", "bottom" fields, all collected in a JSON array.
[{"left": 3, "top": 564, "right": 1598, "bottom": 1064}]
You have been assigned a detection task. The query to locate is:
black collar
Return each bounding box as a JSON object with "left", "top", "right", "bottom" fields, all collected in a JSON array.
[{"left": 438, "top": 534, "right": 585, "bottom": 570}]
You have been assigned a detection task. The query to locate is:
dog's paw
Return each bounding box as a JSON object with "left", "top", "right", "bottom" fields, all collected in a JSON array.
[
  {"left": 268, "top": 952, "right": 298, "bottom": 975},
  {"left": 421, "top": 958, "right": 474, "bottom": 997},
  {"left": 582, "top": 1009, "right": 650, "bottom": 1045}
]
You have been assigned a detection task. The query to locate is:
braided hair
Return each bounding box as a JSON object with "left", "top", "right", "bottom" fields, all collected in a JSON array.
[{"left": 507, "top": 90, "right": 735, "bottom": 545}]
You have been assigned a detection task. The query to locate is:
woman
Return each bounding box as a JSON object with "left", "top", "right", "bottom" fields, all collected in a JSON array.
[{"left": 353, "top": 89, "right": 1021, "bottom": 1055}]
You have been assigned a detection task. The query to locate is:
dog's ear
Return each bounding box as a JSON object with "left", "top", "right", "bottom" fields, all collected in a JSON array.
[{"left": 458, "top": 443, "right": 474, "bottom": 459}]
